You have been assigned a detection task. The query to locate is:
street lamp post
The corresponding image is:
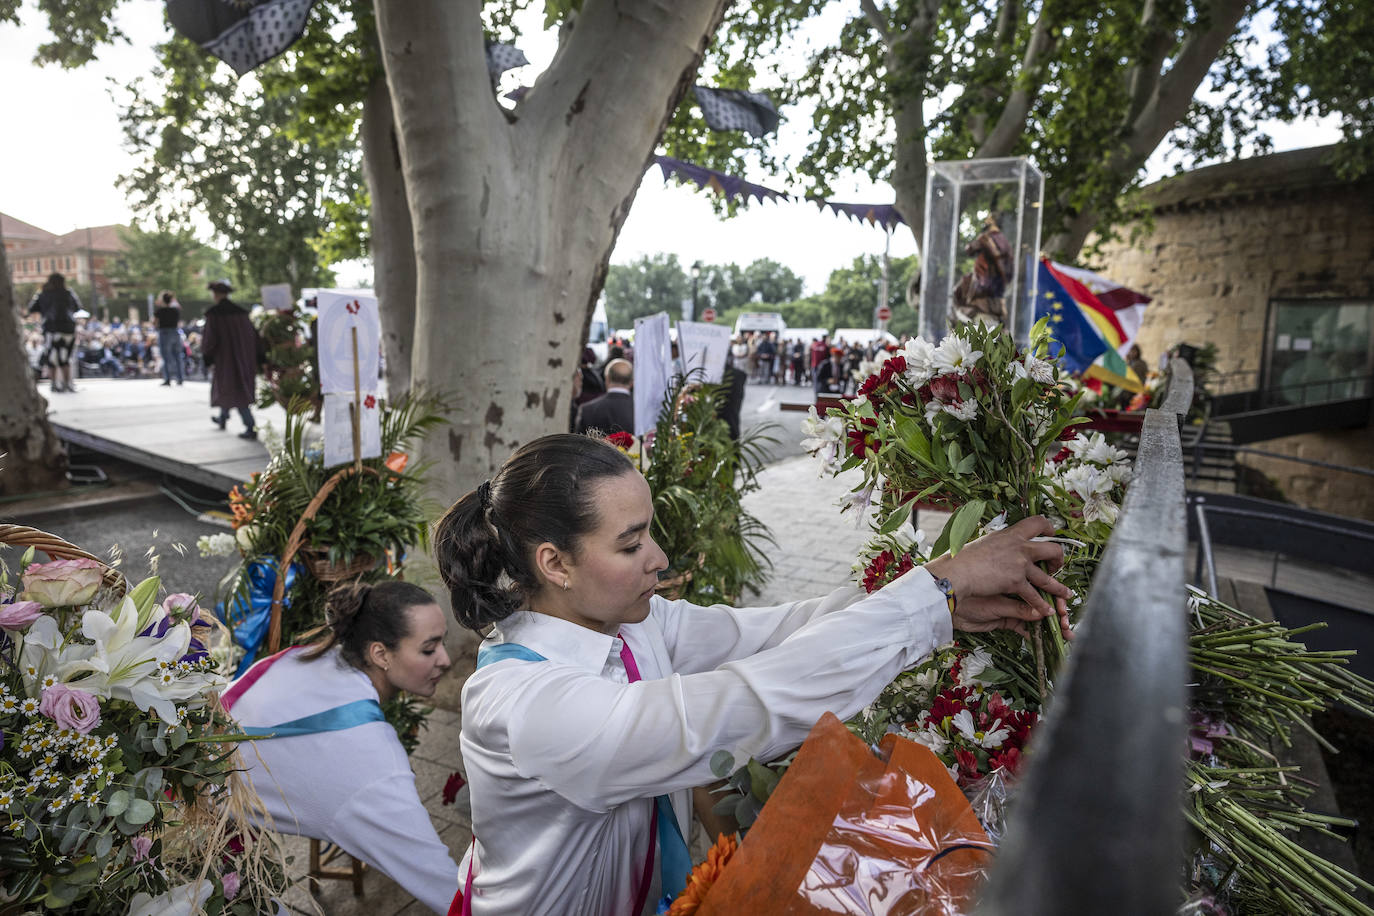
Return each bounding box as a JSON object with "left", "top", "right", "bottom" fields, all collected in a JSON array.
[{"left": 690, "top": 260, "right": 703, "bottom": 322}]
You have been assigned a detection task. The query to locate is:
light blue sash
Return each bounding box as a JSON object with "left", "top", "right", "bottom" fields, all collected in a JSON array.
[
  {"left": 475, "top": 641, "right": 692, "bottom": 903},
  {"left": 240, "top": 698, "right": 386, "bottom": 738}
]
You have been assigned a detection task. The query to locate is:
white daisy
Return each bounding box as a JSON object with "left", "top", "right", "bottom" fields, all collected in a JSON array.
[
  {"left": 902, "top": 337, "right": 938, "bottom": 387},
  {"left": 932, "top": 336, "right": 983, "bottom": 375},
  {"left": 951, "top": 709, "right": 1011, "bottom": 749},
  {"left": 941, "top": 399, "right": 979, "bottom": 422}
]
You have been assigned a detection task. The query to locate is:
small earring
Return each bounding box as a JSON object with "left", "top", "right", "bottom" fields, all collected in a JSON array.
[{"left": 562, "top": 580, "right": 571, "bottom": 591}]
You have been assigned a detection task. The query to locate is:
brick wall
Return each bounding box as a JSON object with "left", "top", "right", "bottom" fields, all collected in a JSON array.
[{"left": 1094, "top": 147, "right": 1374, "bottom": 519}]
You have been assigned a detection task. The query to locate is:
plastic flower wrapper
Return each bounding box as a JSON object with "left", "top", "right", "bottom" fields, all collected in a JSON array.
[
  {"left": 960, "top": 768, "right": 1015, "bottom": 847},
  {"left": 690, "top": 714, "right": 994, "bottom": 916}
]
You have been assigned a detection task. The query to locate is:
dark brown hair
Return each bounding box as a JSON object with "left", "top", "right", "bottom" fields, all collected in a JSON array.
[
  {"left": 301, "top": 580, "right": 436, "bottom": 669},
  {"left": 433, "top": 433, "right": 635, "bottom": 631}
]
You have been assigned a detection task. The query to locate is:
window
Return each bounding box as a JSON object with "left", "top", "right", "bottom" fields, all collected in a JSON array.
[{"left": 1264, "top": 299, "right": 1374, "bottom": 405}]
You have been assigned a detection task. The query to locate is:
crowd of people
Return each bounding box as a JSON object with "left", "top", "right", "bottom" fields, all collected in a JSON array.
[
  {"left": 729, "top": 330, "right": 896, "bottom": 394},
  {"left": 22, "top": 274, "right": 207, "bottom": 388}
]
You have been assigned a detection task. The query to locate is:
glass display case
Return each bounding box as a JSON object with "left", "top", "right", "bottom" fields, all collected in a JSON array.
[{"left": 918, "top": 157, "right": 1044, "bottom": 345}]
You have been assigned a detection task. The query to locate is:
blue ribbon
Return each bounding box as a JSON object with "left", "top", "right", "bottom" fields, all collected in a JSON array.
[
  {"left": 239, "top": 698, "right": 385, "bottom": 738},
  {"left": 216, "top": 558, "right": 302, "bottom": 677},
  {"left": 475, "top": 642, "right": 692, "bottom": 901}
]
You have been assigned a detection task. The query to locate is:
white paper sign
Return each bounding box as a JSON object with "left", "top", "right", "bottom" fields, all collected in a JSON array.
[
  {"left": 1293, "top": 337, "right": 1313, "bottom": 352},
  {"left": 260, "top": 283, "right": 293, "bottom": 312},
  {"left": 632, "top": 312, "right": 672, "bottom": 437},
  {"left": 317, "top": 291, "right": 380, "bottom": 395},
  {"left": 323, "top": 391, "right": 382, "bottom": 468},
  {"left": 677, "top": 320, "right": 732, "bottom": 384},
  {"left": 1276, "top": 334, "right": 1291, "bottom": 351}
]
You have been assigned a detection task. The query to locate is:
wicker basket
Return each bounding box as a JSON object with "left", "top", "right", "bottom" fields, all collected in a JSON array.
[
  {"left": 267, "top": 465, "right": 383, "bottom": 653},
  {"left": 0, "top": 523, "right": 128, "bottom": 596},
  {"left": 298, "top": 548, "right": 378, "bottom": 583}
]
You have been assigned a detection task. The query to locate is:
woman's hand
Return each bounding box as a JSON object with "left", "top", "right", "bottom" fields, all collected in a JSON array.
[{"left": 924, "top": 516, "right": 1073, "bottom": 638}]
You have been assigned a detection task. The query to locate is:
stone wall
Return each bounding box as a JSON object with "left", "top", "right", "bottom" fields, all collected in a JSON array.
[{"left": 1094, "top": 146, "right": 1374, "bottom": 519}]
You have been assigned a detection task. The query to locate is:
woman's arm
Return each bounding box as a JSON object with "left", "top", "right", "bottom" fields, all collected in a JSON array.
[
  {"left": 654, "top": 585, "right": 867, "bottom": 675},
  {"left": 496, "top": 569, "right": 950, "bottom": 813}
]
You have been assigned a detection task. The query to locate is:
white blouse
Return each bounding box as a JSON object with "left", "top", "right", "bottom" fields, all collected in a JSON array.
[
  {"left": 228, "top": 646, "right": 459, "bottom": 914},
  {"left": 459, "top": 568, "right": 951, "bottom": 915}
]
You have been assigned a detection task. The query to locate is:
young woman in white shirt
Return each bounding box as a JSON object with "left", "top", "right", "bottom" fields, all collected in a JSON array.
[
  {"left": 224, "top": 581, "right": 460, "bottom": 914},
  {"left": 434, "top": 434, "right": 1071, "bottom": 915}
]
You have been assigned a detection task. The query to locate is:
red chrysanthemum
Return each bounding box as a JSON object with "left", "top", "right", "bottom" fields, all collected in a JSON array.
[
  {"left": 988, "top": 746, "right": 1022, "bottom": 775},
  {"left": 605, "top": 431, "right": 635, "bottom": 450},
  {"left": 846, "top": 417, "right": 880, "bottom": 458}
]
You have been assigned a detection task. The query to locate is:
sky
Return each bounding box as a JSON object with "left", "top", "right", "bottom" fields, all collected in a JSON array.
[{"left": 0, "top": 2, "right": 1341, "bottom": 296}]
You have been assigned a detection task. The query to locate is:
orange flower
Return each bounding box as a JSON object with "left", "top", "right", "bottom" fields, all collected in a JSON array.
[
  {"left": 227, "top": 486, "right": 254, "bottom": 529},
  {"left": 385, "top": 452, "right": 409, "bottom": 474},
  {"left": 666, "top": 833, "right": 739, "bottom": 915}
]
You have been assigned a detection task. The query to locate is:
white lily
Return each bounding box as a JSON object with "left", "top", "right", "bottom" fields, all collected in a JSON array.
[{"left": 72, "top": 599, "right": 196, "bottom": 721}]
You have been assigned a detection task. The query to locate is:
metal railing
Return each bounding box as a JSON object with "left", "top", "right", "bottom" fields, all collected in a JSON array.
[
  {"left": 1213, "top": 372, "right": 1374, "bottom": 414},
  {"left": 978, "top": 360, "right": 1192, "bottom": 916},
  {"left": 1189, "top": 439, "right": 1374, "bottom": 485}
]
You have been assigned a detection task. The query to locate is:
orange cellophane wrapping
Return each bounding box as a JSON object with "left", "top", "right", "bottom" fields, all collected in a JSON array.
[{"left": 698, "top": 713, "right": 994, "bottom": 915}]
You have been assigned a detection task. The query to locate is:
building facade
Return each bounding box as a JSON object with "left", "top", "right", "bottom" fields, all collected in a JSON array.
[
  {"left": 2, "top": 212, "right": 128, "bottom": 303},
  {"left": 1095, "top": 145, "right": 1374, "bottom": 519}
]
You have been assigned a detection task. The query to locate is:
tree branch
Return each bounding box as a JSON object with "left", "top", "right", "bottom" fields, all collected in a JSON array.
[
  {"left": 975, "top": 9, "right": 1059, "bottom": 158},
  {"left": 1122, "top": 0, "right": 1174, "bottom": 127},
  {"left": 859, "top": 0, "right": 893, "bottom": 50}
]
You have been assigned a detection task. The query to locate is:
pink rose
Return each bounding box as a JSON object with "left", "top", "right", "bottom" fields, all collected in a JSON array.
[
  {"left": 221, "top": 871, "right": 240, "bottom": 899},
  {"left": 38, "top": 684, "right": 101, "bottom": 734},
  {"left": 0, "top": 601, "right": 43, "bottom": 631},
  {"left": 22, "top": 558, "right": 104, "bottom": 608},
  {"left": 131, "top": 835, "right": 153, "bottom": 862}
]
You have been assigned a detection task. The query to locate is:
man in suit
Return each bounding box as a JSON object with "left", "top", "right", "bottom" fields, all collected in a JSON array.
[{"left": 575, "top": 358, "right": 634, "bottom": 435}]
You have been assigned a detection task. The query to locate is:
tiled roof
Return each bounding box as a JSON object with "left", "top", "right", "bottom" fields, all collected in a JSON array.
[
  {"left": 1, "top": 212, "right": 58, "bottom": 245},
  {"left": 3, "top": 220, "right": 128, "bottom": 255}
]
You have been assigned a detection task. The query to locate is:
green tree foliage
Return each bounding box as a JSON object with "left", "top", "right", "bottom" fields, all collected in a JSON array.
[
  {"left": 109, "top": 225, "right": 226, "bottom": 300},
  {"left": 602, "top": 254, "right": 692, "bottom": 329},
  {"left": 115, "top": 32, "right": 357, "bottom": 293},
  {"left": 663, "top": 0, "right": 1371, "bottom": 266},
  {"left": 813, "top": 253, "right": 919, "bottom": 336},
  {"left": 604, "top": 255, "right": 805, "bottom": 329}
]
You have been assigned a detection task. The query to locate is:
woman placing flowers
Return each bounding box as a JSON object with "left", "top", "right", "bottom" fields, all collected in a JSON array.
[
  {"left": 434, "top": 433, "right": 1071, "bottom": 915},
  {"left": 223, "top": 581, "right": 459, "bottom": 914}
]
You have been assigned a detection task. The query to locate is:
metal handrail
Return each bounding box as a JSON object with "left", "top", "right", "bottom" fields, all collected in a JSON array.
[
  {"left": 978, "top": 359, "right": 1191, "bottom": 915},
  {"left": 1213, "top": 372, "right": 1374, "bottom": 413},
  {"left": 1190, "top": 441, "right": 1374, "bottom": 482}
]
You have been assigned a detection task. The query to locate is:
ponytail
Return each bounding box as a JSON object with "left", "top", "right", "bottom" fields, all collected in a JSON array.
[
  {"left": 301, "top": 579, "right": 435, "bottom": 669},
  {"left": 434, "top": 433, "right": 635, "bottom": 632}
]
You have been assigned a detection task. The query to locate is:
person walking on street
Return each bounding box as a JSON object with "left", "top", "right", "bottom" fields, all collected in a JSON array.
[
  {"left": 27, "top": 273, "right": 81, "bottom": 393},
  {"left": 202, "top": 279, "right": 261, "bottom": 440},
  {"left": 155, "top": 290, "right": 185, "bottom": 386}
]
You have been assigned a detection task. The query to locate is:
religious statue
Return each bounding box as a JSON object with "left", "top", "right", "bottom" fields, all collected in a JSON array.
[{"left": 951, "top": 218, "right": 1013, "bottom": 325}]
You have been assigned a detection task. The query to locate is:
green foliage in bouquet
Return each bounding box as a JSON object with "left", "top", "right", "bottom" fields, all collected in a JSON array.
[
  {"left": 640, "top": 374, "right": 776, "bottom": 605},
  {"left": 253, "top": 306, "right": 320, "bottom": 417},
  {"left": 0, "top": 556, "right": 288, "bottom": 914}
]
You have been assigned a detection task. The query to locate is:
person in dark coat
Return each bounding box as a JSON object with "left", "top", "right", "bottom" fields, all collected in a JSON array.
[
  {"left": 28, "top": 273, "right": 80, "bottom": 392},
  {"left": 574, "top": 358, "right": 634, "bottom": 436},
  {"left": 814, "top": 347, "right": 849, "bottom": 396},
  {"left": 202, "top": 279, "right": 261, "bottom": 440}
]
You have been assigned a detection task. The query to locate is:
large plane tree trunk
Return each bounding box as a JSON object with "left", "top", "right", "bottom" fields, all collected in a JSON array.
[
  {"left": 373, "top": 0, "right": 729, "bottom": 689},
  {"left": 0, "top": 222, "right": 68, "bottom": 496}
]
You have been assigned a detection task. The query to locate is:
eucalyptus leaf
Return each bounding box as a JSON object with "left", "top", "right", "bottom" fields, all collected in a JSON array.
[
  {"left": 123, "top": 797, "right": 156, "bottom": 826},
  {"left": 746, "top": 759, "right": 781, "bottom": 803},
  {"left": 710, "top": 750, "right": 735, "bottom": 779},
  {"left": 95, "top": 831, "right": 113, "bottom": 859},
  {"left": 105, "top": 789, "right": 129, "bottom": 819},
  {"left": 734, "top": 795, "right": 758, "bottom": 828}
]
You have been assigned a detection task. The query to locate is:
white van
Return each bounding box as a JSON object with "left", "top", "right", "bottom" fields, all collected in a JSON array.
[
  {"left": 587, "top": 300, "right": 611, "bottom": 362},
  {"left": 733, "top": 311, "right": 786, "bottom": 336}
]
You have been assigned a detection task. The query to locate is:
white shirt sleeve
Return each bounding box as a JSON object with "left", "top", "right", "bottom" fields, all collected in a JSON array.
[
  {"left": 655, "top": 585, "right": 867, "bottom": 675},
  {"left": 326, "top": 774, "right": 460, "bottom": 915},
  {"left": 503, "top": 569, "right": 951, "bottom": 813}
]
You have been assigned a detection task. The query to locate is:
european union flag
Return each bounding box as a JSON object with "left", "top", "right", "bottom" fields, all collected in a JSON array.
[{"left": 1036, "top": 261, "right": 1107, "bottom": 374}]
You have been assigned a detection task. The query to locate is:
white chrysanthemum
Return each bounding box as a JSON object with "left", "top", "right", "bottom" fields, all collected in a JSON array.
[
  {"left": 1083, "top": 494, "right": 1121, "bottom": 525},
  {"left": 1106, "top": 461, "right": 1133, "bottom": 485},
  {"left": 1060, "top": 464, "right": 1112, "bottom": 501},
  {"left": 902, "top": 337, "right": 938, "bottom": 387},
  {"left": 958, "top": 648, "right": 996, "bottom": 687},
  {"left": 942, "top": 399, "right": 979, "bottom": 421},
  {"left": 933, "top": 336, "right": 983, "bottom": 375},
  {"left": 1024, "top": 354, "right": 1055, "bottom": 384},
  {"left": 982, "top": 512, "right": 1008, "bottom": 534}
]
